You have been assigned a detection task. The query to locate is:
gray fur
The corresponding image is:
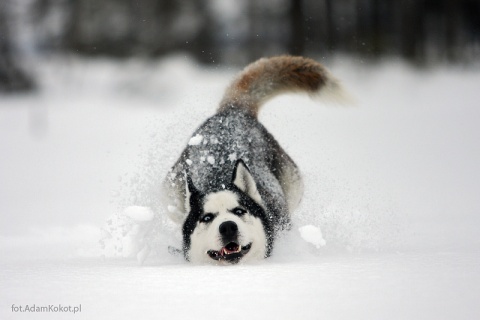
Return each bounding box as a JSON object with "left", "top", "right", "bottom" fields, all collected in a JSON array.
[{"left": 162, "top": 107, "right": 303, "bottom": 229}]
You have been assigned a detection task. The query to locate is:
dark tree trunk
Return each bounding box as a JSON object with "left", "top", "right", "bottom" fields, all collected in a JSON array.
[
  {"left": 288, "top": 0, "right": 306, "bottom": 55},
  {"left": 371, "top": 0, "right": 382, "bottom": 56},
  {"left": 400, "top": 0, "right": 425, "bottom": 62},
  {"left": 325, "top": 0, "right": 335, "bottom": 52},
  {"left": 445, "top": 0, "right": 460, "bottom": 61},
  {"left": 0, "top": 3, "right": 35, "bottom": 93}
]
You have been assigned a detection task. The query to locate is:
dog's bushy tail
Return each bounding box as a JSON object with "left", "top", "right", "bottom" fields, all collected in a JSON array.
[{"left": 218, "top": 55, "right": 351, "bottom": 117}]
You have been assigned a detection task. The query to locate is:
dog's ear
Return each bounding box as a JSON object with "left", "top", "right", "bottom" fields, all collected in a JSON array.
[
  {"left": 184, "top": 170, "right": 202, "bottom": 214},
  {"left": 184, "top": 172, "right": 199, "bottom": 214},
  {"left": 232, "top": 160, "right": 263, "bottom": 204}
]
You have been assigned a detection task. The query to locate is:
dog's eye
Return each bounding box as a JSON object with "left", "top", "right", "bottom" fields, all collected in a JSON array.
[
  {"left": 232, "top": 207, "right": 246, "bottom": 216},
  {"left": 200, "top": 213, "right": 214, "bottom": 223}
]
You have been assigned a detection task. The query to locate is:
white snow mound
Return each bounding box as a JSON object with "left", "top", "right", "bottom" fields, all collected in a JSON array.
[{"left": 298, "top": 225, "right": 326, "bottom": 248}]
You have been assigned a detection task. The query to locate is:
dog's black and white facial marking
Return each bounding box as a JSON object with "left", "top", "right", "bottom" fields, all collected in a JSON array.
[{"left": 182, "top": 160, "right": 269, "bottom": 264}]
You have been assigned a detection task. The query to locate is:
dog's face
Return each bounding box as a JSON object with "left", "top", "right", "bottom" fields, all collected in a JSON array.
[{"left": 182, "top": 160, "right": 268, "bottom": 264}]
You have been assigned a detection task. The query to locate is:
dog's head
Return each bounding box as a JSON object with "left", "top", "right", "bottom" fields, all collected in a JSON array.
[{"left": 182, "top": 160, "right": 269, "bottom": 264}]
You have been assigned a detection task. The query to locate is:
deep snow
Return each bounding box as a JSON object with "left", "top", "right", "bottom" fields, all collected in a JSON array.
[{"left": 1, "top": 55, "right": 480, "bottom": 319}]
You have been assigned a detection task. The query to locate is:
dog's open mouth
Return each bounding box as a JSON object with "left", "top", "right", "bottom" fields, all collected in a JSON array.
[{"left": 207, "top": 242, "right": 252, "bottom": 262}]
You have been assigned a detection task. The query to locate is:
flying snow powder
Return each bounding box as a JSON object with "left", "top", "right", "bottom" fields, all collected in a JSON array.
[{"left": 124, "top": 206, "right": 154, "bottom": 222}]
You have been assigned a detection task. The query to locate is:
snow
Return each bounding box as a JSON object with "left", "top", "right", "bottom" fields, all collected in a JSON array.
[
  {"left": 124, "top": 206, "right": 154, "bottom": 222},
  {"left": 206, "top": 155, "right": 215, "bottom": 164},
  {"left": 1, "top": 55, "right": 480, "bottom": 319},
  {"left": 228, "top": 152, "right": 237, "bottom": 162},
  {"left": 188, "top": 134, "right": 203, "bottom": 145},
  {"left": 298, "top": 225, "right": 326, "bottom": 248},
  {"left": 167, "top": 205, "right": 177, "bottom": 213}
]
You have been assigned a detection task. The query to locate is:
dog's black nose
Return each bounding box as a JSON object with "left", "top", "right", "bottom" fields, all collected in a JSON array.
[{"left": 219, "top": 221, "right": 238, "bottom": 237}]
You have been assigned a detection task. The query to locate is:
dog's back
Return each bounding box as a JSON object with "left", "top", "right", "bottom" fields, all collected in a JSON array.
[{"left": 163, "top": 55, "right": 347, "bottom": 230}]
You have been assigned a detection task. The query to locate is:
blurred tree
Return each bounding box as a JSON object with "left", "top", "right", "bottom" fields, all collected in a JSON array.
[
  {"left": 186, "top": 2, "right": 218, "bottom": 64},
  {"left": 0, "top": 3, "right": 35, "bottom": 92},
  {"left": 288, "top": 0, "right": 305, "bottom": 55},
  {"left": 400, "top": 0, "right": 426, "bottom": 62},
  {"left": 19, "top": 0, "right": 480, "bottom": 65},
  {"left": 325, "top": 0, "right": 335, "bottom": 52},
  {"left": 64, "top": 0, "right": 207, "bottom": 57}
]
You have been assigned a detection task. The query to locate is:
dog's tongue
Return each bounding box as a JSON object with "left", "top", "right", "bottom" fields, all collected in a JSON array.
[{"left": 221, "top": 242, "right": 240, "bottom": 255}]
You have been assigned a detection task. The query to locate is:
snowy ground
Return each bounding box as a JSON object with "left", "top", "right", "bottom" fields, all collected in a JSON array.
[{"left": 1, "top": 55, "right": 479, "bottom": 319}]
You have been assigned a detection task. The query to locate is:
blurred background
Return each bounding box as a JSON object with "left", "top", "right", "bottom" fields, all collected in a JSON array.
[
  {"left": 1, "top": 0, "right": 480, "bottom": 92},
  {"left": 1, "top": 0, "right": 480, "bottom": 254}
]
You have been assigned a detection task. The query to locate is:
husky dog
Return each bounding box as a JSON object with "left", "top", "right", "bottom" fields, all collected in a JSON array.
[{"left": 162, "top": 56, "right": 346, "bottom": 264}]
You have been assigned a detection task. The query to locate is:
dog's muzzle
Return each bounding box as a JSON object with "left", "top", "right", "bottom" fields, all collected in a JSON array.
[
  {"left": 207, "top": 221, "right": 252, "bottom": 263},
  {"left": 207, "top": 242, "right": 252, "bottom": 262}
]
